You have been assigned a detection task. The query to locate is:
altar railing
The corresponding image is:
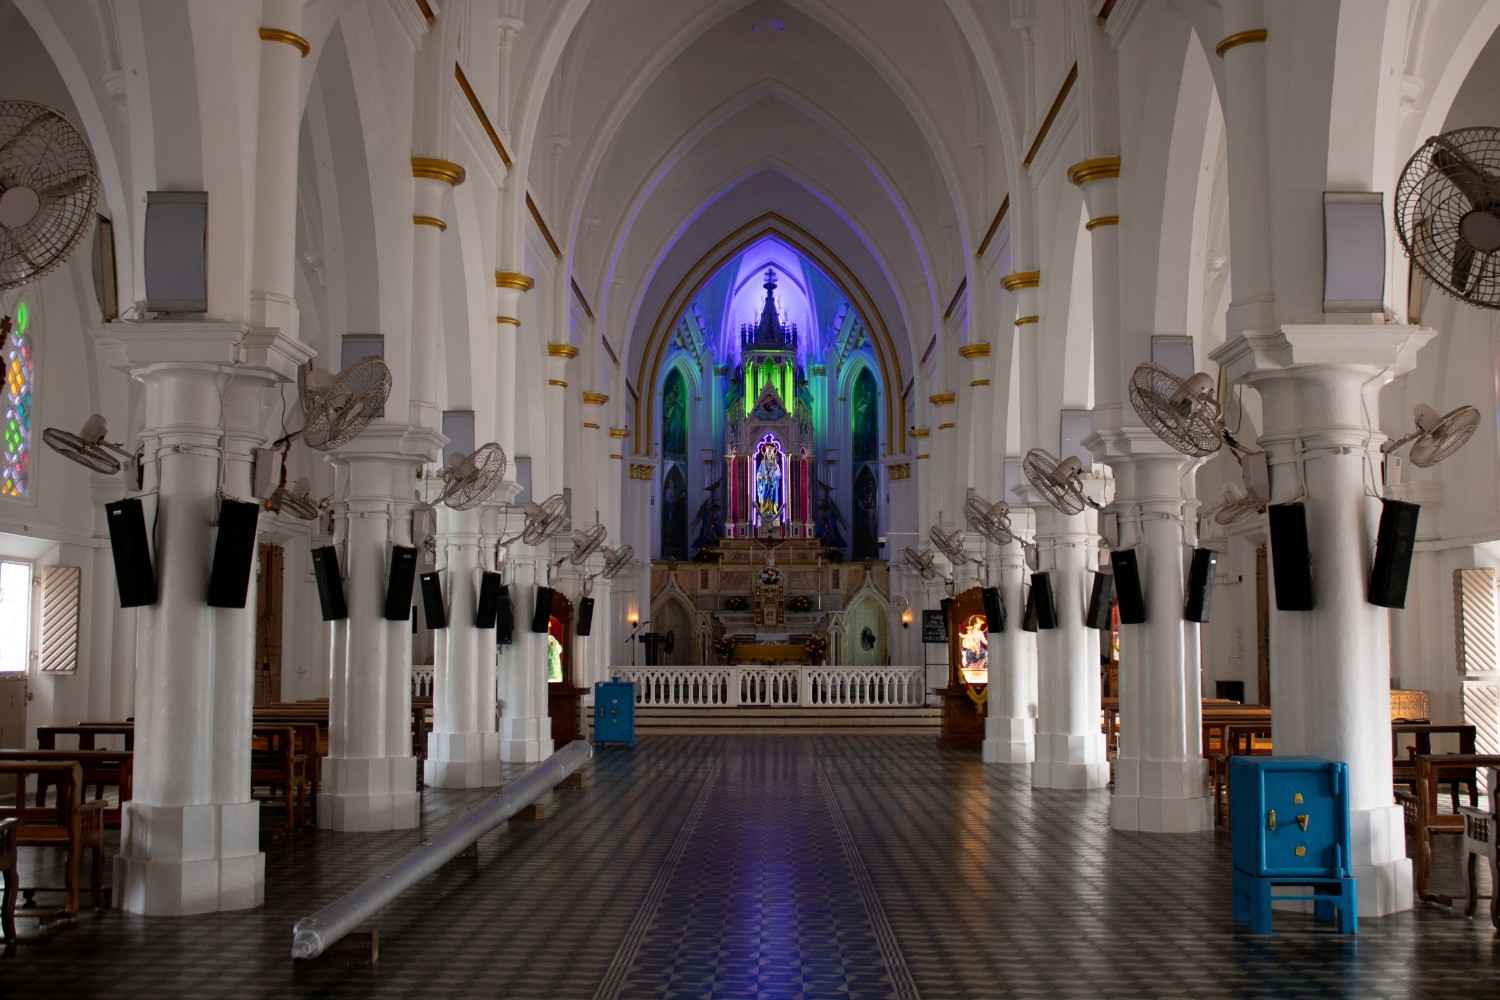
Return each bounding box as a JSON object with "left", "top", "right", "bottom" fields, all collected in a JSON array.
[{"left": 610, "top": 665, "right": 925, "bottom": 707}]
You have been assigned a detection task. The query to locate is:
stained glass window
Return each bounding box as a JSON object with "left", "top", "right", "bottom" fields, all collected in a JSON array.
[{"left": 0, "top": 300, "right": 33, "bottom": 497}]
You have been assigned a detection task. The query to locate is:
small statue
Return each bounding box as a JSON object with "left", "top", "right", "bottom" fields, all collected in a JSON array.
[
  {"left": 815, "top": 484, "right": 847, "bottom": 551},
  {"left": 693, "top": 479, "right": 723, "bottom": 552}
]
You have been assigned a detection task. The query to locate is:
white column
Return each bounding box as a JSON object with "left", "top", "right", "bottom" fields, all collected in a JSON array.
[
  {"left": 1099, "top": 441, "right": 1211, "bottom": 832},
  {"left": 1028, "top": 490, "right": 1109, "bottom": 790},
  {"left": 424, "top": 505, "right": 502, "bottom": 787},
  {"left": 319, "top": 423, "right": 442, "bottom": 830},
  {"left": 497, "top": 538, "right": 554, "bottom": 762},
  {"left": 108, "top": 324, "right": 309, "bottom": 915},
  {"left": 984, "top": 506, "right": 1037, "bottom": 763},
  {"left": 409, "top": 160, "right": 465, "bottom": 431},
  {"left": 1213, "top": 325, "right": 1430, "bottom": 916},
  {"left": 248, "top": 2, "right": 308, "bottom": 338}
]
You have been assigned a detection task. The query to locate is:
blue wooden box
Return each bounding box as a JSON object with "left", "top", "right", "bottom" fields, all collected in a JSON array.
[
  {"left": 593, "top": 681, "right": 636, "bottom": 747},
  {"left": 1229, "top": 756, "right": 1352, "bottom": 879}
]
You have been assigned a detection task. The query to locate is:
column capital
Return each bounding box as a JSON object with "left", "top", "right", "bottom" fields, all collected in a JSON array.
[
  {"left": 1211, "top": 324, "right": 1434, "bottom": 386},
  {"left": 97, "top": 321, "right": 315, "bottom": 381}
]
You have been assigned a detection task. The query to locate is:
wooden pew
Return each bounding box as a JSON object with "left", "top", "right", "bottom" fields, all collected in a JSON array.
[
  {"left": 1392, "top": 722, "right": 1478, "bottom": 811},
  {"left": 1461, "top": 765, "right": 1498, "bottom": 930},
  {"left": 1397, "top": 753, "right": 1500, "bottom": 905},
  {"left": 0, "top": 761, "right": 106, "bottom": 916},
  {"left": 250, "top": 726, "right": 304, "bottom": 834},
  {"left": 1, "top": 816, "right": 15, "bottom": 942},
  {"left": 0, "top": 750, "right": 132, "bottom": 829},
  {"left": 1211, "top": 722, "right": 1274, "bottom": 830}
]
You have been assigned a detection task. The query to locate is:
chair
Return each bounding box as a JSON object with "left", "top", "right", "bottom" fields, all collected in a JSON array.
[{"left": 1, "top": 816, "right": 17, "bottom": 942}]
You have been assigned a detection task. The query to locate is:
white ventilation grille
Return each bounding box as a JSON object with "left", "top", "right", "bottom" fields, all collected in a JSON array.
[
  {"left": 39, "top": 565, "right": 81, "bottom": 673},
  {"left": 1453, "top": 568, "right": 1497, "bottom": 675},
  {"left": 1464, "top": 680, "right": 1500, "bottom": 795}
]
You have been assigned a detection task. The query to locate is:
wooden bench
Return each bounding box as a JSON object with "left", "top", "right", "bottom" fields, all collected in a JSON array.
[
  {"left": 1211, "top": 722, "right": 1273, "bottom": 830},
  {"left": 1397, "top": 753, "right": 1500, "bottom": 905},
  {"left": 1392, "top": 723, "right": 1477, "bottom": 811},
  {"left": 1461, "top": 765, "right": 1498, "bottom": 930},
  {"left": 0, "top": 761, "right": 106, "bottom": 917},
  {"left": 1, "top": 816, "right": 15, "bottom": 942},
  {"left": 250, "top": 726, "right": 305, "bottom": 834},
  {"left": 0, "top": 750, "right": 132, "bottom": 829}
]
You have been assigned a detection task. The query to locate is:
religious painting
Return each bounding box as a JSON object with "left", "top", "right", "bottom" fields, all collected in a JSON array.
[
  {"left": 852, "top": 465, "right": 879, "bottom": 560},
  {"left": 958, "top": 614, "right": 988, "bottom": 687},
  {"left": 753, "top": 433, "right": 785, "bottom": 526},
  {"left": 662, "top": 368, "right": 687, "bottom": 460},
  {"left": 661, "top": 464, "right": 689, "bottom": 560},
  {"left": 852, "top": 368, "right": 877, "bottom": 464}
]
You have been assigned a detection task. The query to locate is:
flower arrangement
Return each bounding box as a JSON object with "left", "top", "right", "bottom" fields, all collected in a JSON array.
[
  {"left": 787, "top": 594, "right": 814, "bottom": 613},
  {"left": 714, "top": 635, "right": 736, "bottom": 661},
  {"left": 804, "top": 634, "right": 828, "bottom": 664}
]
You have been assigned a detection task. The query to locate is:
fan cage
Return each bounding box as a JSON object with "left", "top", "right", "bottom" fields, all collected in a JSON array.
[
  {"left": 1023, "top": 449, "right": 1086, "bottom": 516},
  {"left": 0, "top": 101, "right": 101, "bottom": 292},
  {"left": 302, "top": 358, "right": 393, "bottom": 451},
  {"left": 1395, "top": 127, "right": 1500, "bottom": 310},
  {"left": 1128, "top": 364, "right": 1223, "bottom": 458}
]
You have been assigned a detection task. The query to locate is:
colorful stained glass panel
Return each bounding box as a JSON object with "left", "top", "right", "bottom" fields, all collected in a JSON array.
[{"left": 2, "top": 300, "right": 33, "bottom": 496}]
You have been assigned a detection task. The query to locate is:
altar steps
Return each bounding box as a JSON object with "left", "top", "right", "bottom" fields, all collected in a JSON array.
[{"left": 585, "top": 705, "right": 941, "bottom": 736}]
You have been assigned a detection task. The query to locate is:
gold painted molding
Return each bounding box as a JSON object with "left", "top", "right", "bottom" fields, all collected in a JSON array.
[
  {"left": 608, "top": 427, "right": 629, "bottom": 439},
  {"left": 938, "top": 421, "right": 956, "bottom": 431},
  {"left": 582, "top": 421, "right": 600, "bottom": 430},
  {"left": 888, "top": 463, "right": 911, "bottom": 480},
  {"left": 411, "top": 156, "right": 466, "bottom": 186},
  {"left": 496, "top": 315, "right": 521, "bottom": 327},
  {"left": 1216, "top": 28, "right": 1268, "bottom": 57},
  {"left": 546, "top": 378, "right": 568, "bottom": 389},
  {"left": 958, "top": 342, "right": 991, "bottom": 359},
  {"left": 629, "top": 464, "right": 654, "bottom": 480},
  {"left": 1015, "top": 315, "right": 1040, "bottom": 326},
  {"left": 1086, "top": 215, "right": 1120, "bottom": 231},
  {"left": 413, "top": 214, "right": 447, "bottom": 231},
  {"left": 258, "top": 27, "right": 310, "bottom": 57},
  {"left": 970, "top": 378, "right": 992, "bottom": 388},
  {"left": 495, "top": 271, "right": 535, "bottom": 291},
  {"left": 910, "top": 427, "right": 930, "bottom": 439},
  {"left": 929, "top": 392, "right": 956, "bottom": 406},
  {"left": 547, "top": 343, "right": 579, "bottom": 359},
  {"left": 1067, "top": 156, "right": 1121, "bottom": 186},
  {"left": 917, "top": 453, "right": 931, "bottom": 460},
  {"left": 582, "top": 391, "right": 610, "bottom": 406},
  {"left": 610, "top": 453, "right": 623, "bottom": 460},
  {"left": 1001, "top": 270, "right": 1041, "bottom": 291}
]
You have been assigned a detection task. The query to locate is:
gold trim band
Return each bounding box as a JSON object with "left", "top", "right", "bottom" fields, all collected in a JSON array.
[
  {"left": 259, "top": 27, "right": 310, "bottom": 58},
  {"left": 970, "top": 378, "right": 991, "bottom": 387},
  {"left": 1015, "top": 315, "right": 1040, "bottom": 326},
  {"left": 496, "top": 315, "right": 521, "bottom": 327},
  {"left": 938, "top": 422, "right": 956, "bottom": 431},
  {"left": 917, "top": 453, "right": 931, "bottom": 460},
  {"left": 582, "top": 391, "right": 609, "bottom": 406},
  {"left": 1001, "top": 270, "right": 1041, "bottom": 291},
  {"left": 608, "top": 427, "right": 629, "bottom": 439},
  {"left": 888, "top": 463, "right": 911, "bottom": 480},
  {"left": 411, "top": 156, "right": 466, "bottom": 186},
  {"left": 1067, "top": 156, "right": 1121, "bottom": 186},
  {"left": 958, "top": 342, "right": 991, "bottom": 359},
  {"left": 413, "top": 214, "right": 447, "bottom": 231},
  {"left": 1216, "top": 29, "right": 1268, "bottom": 57},
  {"left": 496, "top": 271, "right": 535, "bottom": 291},
  {"left": 547, "top": 343, "right": 579, "bottom": 359},
  {"left": 929, "top": 392, "right": 956, "bottom": 406},
  {"left": 582, "top": 421, "right": 600, "bottom": 430},
  {"left": 1086, "top": 215, "right": 1120, "bottom": 231},
  {"left": 610, "top": 453, "right": 623, "bottom": 460},
  {"left": 910, "top": 427, "right": 930, "bottom": 439},
  {"left": 546, "top": 378, "right": 568, "bottom": 389}
]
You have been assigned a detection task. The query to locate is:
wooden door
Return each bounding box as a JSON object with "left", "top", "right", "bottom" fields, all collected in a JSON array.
[
  {"left": 547, "top": 595, "right": 582, "bottom": 744},
  {"left": 255, "top": 543, "right": 284, "bottom": 705},
  {"left": 1255, "top": 544, "right": 1270, "bottom": 706}
]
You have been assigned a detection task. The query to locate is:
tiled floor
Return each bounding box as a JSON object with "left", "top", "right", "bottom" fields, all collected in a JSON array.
[{"left": 2, "top": 736, "right": 1498, "bottom": 999}]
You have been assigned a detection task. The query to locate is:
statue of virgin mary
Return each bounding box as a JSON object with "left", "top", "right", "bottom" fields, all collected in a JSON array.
[{"left": 754, "top": 438, "right": 783, "bottom": 523}]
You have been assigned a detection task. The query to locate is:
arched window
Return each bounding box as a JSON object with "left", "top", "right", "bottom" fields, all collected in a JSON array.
[
  {"left": 1, "top": 299, "right": 35, "bottom": 497},
  {"left": 662, "top": 368, "right": 687, "bottom": 461},
  {"left": 851, "top": 368, "right": 879, "bottom": 559}
]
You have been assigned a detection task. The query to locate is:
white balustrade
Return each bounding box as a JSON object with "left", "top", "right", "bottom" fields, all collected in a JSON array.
[
  {"left": 412, "top": 665, "right": 435, "bottom": 700},
  {"left": 608, "top": 665, "right": 925, "bottom": 707}
]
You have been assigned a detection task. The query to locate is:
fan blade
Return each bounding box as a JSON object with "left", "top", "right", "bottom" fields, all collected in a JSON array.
[
  {"left": 1452, "top": 242, "right": 1475, "bottom": 294},
  {"left": 1432, "top": 142, "right": 1496, "bottom": 211},
  {"left": 0, "top": 109, "right": 47, "bottom": 162},
  {"left": 37, "top": 173, "right": 92, "bottom": 202}
]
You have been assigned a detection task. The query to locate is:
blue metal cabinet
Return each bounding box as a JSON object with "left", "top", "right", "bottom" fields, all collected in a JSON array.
[
  {"left": 1230, "top": 756, "right": 1351, "bottom": 878},
  {"left": 593, "top": 681, "right": 636, "bottom": 747}
]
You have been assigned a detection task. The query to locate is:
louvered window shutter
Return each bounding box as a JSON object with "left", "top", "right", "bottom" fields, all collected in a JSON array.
[{"left": 39, "top": 565, "right": 81, "bottom": 673}]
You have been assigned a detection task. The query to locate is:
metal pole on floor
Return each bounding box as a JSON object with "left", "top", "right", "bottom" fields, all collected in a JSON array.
[{"left": 290, "top": 740, "right": 593, "bottom": 960}]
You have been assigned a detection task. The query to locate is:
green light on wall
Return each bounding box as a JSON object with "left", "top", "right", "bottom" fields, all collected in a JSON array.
[{"left": 743, "top": 358, "right": 794, "bottom": 417}]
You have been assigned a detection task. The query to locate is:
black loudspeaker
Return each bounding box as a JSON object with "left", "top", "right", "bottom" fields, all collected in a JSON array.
[
  {"left": 1110, "top": 548, "right": 1147, "bottom": 625},
  {"left": 206, "top": 499, "right": 259, "bottom": 608},
  {"left": 1021, "top": 585, "right": 1038, "bottom": 632},
  {"left": 1085, "top": 572, "right": 1114, "bottom": 630},
  {"left": 310, "top": 545, "right": 348, "bottom": 621},
  {"left": 420, "top": 571, "right": 447, "bottom": 629},
  {"left": 383, "top": 545, "right": 418, "bottom": 621},
  {"left": 1031, "top": 572, "right": 1058, "bottom": 630},
  {"left": 476, "top": 572, "right": 502, "bottom": 629},
  {"left": 577, "top": 596, "right": 595, "bottom": 636},
  {"left": 105, "top": 498, "right": 157, "bottom": 608},
  {"left": 1183, "top": 548, "right": 1218, "bottom": 623},
  {"left": 531, "top": 586, "right": 555, "bottom": 634},
  {"left": 1268, "top": 502, "right": 1315, "bottom": 611},
  {"left": 496, "top": 583, "right": 515, "bottom": 644},
  {"left": 1368, "top": 499, "right": 1420, "bottom": 609},
  {"left": 981, "top": 586, "right": 1006, "bottom": 633}
]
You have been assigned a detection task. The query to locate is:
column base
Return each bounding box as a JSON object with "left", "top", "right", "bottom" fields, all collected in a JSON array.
[
  {"left": 318, "top": 754, "right": 420, "bottom": 831},
  {"left": 983, "top": 716, "right": 1035, "bottom": 763},
  {"left": 500, "top": 717, "right": 554, "bottom": 763},
  {"left": 424, "top": 731, "right": 502, "bottom": 788},
  {"left": 1352, "top": 803, "right": 1414, "bottom": 917},
  {"left": 113, "top": 801, "right": 264, "bottom": 915},
  {"left": 1110, "top": 756, "right": 1213, "bottom": 832},
  {"left": 1032, "top": 730, "right": 1109, "bottom": 789}
]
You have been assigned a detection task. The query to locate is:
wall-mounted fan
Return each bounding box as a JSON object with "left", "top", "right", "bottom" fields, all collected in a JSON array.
[
  {"left": 1395, "top": 127, "right": 1500, "bottom": 309},
  {"left": 1023, "top": 448, "right": 1092, "bottom": 516},
  {"left": 266, "top": 474, "right": 323, "bottom": 521},
  {"left": 521, "top": 493, "right": 568, "bottom": 545},
  {"left": 1128, "top": 363, "right": 1256, "bottom": 460},
  {"left": 929, "top": 524, "right": 970, "bottom": 567},
  {"left": 561, "top": 522, "right": 608, "bottom": 567},
  {"left": 0, "top": 100, "right": 101, "bottom": 291},
  {"left": 298, "top": 359, "right": 392, "bottom": 451},
  {"left": 1381, "top": 402, "right": 1480, "bottom": 468},
  {"left": 597, "top": 543, "right": 633, "bottom": 580},
  {"left": 1211, "top": 482, "right": 1266, "bottom": 528},
  {"left": 964, "top": 492, "right": 1014, "bottom": 545},
  {"left": 42, "top": 414, "right": 134, "bottom": 475},
  {"left": 437, "top": 442, "right": 508, "bottom": 510},
  {"left": 902, "top": 545, "right": 939, "bottom": 581}
]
